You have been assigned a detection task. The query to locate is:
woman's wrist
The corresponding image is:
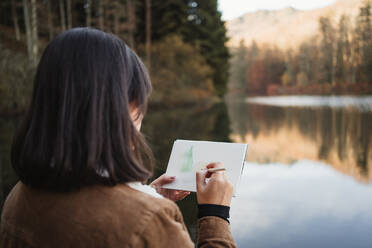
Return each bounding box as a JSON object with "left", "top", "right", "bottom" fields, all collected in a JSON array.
[{"left": 197, "top": 204, "right": 230, "bottom": 223}]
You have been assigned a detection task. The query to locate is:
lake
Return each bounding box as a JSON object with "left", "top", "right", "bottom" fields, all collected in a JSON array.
[{"left": 0, "top": 95, "right": 371, "bottom": 247}]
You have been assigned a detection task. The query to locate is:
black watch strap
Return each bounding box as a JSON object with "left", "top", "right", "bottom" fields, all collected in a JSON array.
[{"left": 198, "top": 204, "right": 230, "bottom": 223}]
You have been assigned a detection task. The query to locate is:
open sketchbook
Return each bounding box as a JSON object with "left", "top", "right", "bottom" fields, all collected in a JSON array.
[{"left": 163, "top": 140, "right": 248, "bottom": 196}]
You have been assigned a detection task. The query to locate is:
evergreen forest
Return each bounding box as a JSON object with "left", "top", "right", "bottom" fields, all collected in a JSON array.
[{"left": 0, "top": 0, "right": 229, "bottom": 113}]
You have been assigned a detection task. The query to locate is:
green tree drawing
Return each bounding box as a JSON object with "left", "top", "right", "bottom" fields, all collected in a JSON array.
[{"left": 181, "top": 146, "right": 194, "bottom": 172}]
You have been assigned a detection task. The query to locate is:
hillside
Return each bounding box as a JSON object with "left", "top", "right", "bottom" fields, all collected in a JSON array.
[{"left": 226, "top": 0, "right": 363, "bottom": 48}]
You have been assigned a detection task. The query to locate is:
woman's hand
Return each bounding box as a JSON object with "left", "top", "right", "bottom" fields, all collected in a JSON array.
[
  {"left": 150, "top": 174, "right": 190, "bottom": 201},
  {"left": 196, "top": 162, "right": 234, "bottom": 206}
]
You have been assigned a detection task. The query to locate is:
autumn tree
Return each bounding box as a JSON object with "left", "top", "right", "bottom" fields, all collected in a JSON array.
[
  {"left": 228, "top": 40, "right": 247, "bottom": 94},
  {"left": 319, "top": 16, "right": 336, "bottom": 85},
  {"left": 245, "top": 45, "right": 285, "bottom": 94},
  {"left": 281, "top": 49, "right": 296, "bottom": 86},
  {"left": 335, "top": 15, "right": 352, "bottom": 84},
  {"left": 296, "top": 38, "right": 321, "bottom": 85},
  {"left": 356, "top": 0, "right": 372, "bottom": 83}
]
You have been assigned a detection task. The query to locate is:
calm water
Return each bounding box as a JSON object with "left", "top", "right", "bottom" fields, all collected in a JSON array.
[{"left": 0, "top": 96, "right": 371, "bottom": 247}]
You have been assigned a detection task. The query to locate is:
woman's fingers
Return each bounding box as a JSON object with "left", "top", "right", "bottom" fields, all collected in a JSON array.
[
  {"left": 158, "top": 175, "right": 176, "bottom": 186},
  {"left": 210, "top": 169, "right": 226, "bottom": 180},
  {"left": 177, "top": 191, "right": 190, "bottom": 200},
  {"left": 166, "top": 190, "right": 190, "bottom": 201},
  {"left": 205, "top": 162, "right": 223, "bottom": 178},
  {"left": 196, "top": 162, "right": 234, "bottom": 206},
  {"left": 206, "top": 162, "right": 223, "bottom": 169},
  {"left": 155, "top": 187, "right": 190, "bottom": 201},
  {"left": 196, "top": 170, "right": 207, "bottom": 191},
  {"left": 176, "top": 191, "right": 190, "bottom": 198},
  {"left": 170, "top": 191, "right": 190, "bottom": 201},
  {"left": 150, "top": 174, "right": 191, "bottom": 201},
  {"left": 172, "top": 190, "right": 190, "bottom": 198},
  {"left": 151, "top": 174, "right": 176, "bottom": 187}
]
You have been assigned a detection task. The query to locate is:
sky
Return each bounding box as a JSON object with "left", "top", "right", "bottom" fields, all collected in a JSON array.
[{"left": 218, "top": 0, "right": 337, "bottom": 20}]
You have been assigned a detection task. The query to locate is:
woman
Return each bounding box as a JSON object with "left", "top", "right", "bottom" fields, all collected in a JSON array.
[{"left": 0, "top": 28, "right": 236, "bottom": 247}]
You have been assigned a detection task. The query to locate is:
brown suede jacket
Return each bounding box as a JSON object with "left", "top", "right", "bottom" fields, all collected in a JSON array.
[{"left": 1, "top": 182, "right": 237, "bottom": 247}]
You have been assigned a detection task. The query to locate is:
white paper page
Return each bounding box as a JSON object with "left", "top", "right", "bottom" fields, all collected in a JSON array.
[{"left": 163, "top": 140, "right": 248, "bottom": 196}]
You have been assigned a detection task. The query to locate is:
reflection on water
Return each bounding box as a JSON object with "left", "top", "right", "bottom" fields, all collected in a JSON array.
[
  {"left": 0, "top": 96, "right": 372, "bottom": 247},
  {"left": 228, "top": 97, "right": 372, "bottom": 183}
]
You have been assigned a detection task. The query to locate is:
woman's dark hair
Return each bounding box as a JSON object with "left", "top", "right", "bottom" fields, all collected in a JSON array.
[{"left": 11, "top": 28, "right": 153, "bottom": 191}]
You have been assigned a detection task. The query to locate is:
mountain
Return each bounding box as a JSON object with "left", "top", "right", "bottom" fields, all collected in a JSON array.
[{"left": 226, "top": 0, "right": 363, "bottom": 48}]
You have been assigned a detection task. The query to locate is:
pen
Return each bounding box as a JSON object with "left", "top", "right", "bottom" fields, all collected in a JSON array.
[{"left": 204, "top": 168, "right": 226, "bottom": 173}]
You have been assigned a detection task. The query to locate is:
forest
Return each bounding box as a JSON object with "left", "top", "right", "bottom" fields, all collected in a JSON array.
[
  {"left": 229, "top": 1, "right": 372, "bottom": 96},
  {"left": 0, "top": 0, "right": 229, "bottom": 113}
]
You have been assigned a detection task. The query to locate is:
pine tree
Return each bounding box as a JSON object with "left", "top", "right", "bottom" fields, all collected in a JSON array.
[
  {"left": 23, "top": 0, "right": 33, "bottom": 61},
  {"left": 145, "top": 0, "right": 151, "bottom": 68},
  {"left": 183, "top": 0, "right": 229, "bottom": 96},
  {"left": 135, "top": 0, "right": 188, "bottom": 44},
  {"left": 59, "top": 0, "right": 66, "bottom": 31},
  {"left": 11, "top": 0, "right": 21, "bottom": 40},
  {"left": 47, "top": 0, "right": 54, "bottom": 40},
  {"left": 66, "top": 0, "right": 72, "bottom": 29},
  {"left": 97, "top": 0, "right": 104, "bottom": 30},
  {"left": 86, "top": 0, "right": 91, "bottom": 26},
  {"left": 30, "top": 0, "right": 38, "bottom": 64},
  {"left": 136, "top": 0, "right": 229, "bottom": 96}
]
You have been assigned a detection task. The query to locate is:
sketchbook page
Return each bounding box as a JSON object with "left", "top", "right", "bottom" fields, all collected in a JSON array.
[{"left": 163, "top": 140, "right": 248, "bottom": 196}]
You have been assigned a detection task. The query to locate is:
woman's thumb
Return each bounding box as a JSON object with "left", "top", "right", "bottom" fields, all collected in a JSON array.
[
  {"left": 151, "top": 175, "right": 175, "bottom": 187},
  {"left": 159, "top": 176, "right": 176, "bottom": 185}
]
